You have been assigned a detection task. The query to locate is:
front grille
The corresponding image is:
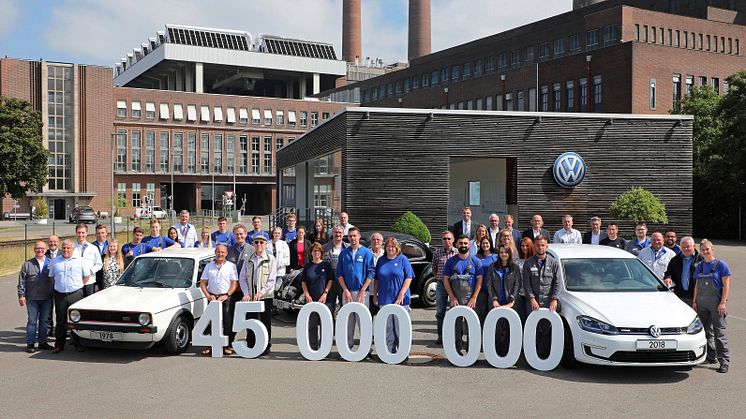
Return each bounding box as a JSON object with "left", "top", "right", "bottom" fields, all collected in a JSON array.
[
  {"left": 79, "top": 310, "right": 140, "bottom": 323},
  {"left": 608, "top": 351, "right": 697, "bottom": 363},
  {"left": 617, "top": 327, "right": 688, "bottom": 335}
]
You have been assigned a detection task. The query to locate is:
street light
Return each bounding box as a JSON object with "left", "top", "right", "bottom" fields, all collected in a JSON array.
[
  {"left": 500, "top": 74, "right": 506, "bottom": 110},
  {"left": 110, "top": 132, "right": 116, "bottom": 239},
  {"left": 444, "top": 87, "right": 449, "bottom": 108},
  {"left": 586, "top": 55, "right": 592, "bottom": 113}
]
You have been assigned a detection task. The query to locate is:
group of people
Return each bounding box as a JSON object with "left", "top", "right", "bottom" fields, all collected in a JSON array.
[
  {"left": 16, "top": 207, "right": 731, "bottom": 372},
  {"left": 434, "top": 207, "right": 731, "bottom": 372}
]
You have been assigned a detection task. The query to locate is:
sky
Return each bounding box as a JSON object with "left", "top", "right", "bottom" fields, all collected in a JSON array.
[{"left": 0, "top": 0, "right": 571, "bottom": 67}]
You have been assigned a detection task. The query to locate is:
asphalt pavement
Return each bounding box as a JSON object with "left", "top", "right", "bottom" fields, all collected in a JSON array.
[{"left": 1, "top": 242, "right": 745, "bottom": 418}]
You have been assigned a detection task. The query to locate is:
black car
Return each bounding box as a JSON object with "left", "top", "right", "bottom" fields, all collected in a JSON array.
[{"left": 274, "top": 231, "right": 436, "bottom": 310}]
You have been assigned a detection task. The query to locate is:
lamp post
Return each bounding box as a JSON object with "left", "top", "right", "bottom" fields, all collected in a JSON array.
[
  {"left": 110, "top": 132, "right": 116, "bottom": 239},
  {"left": 585, "top": 55, "right": 592, "bottom": 113},
  {"left": 444, "top": 87, "right": 449, "bottom": 108},
  {"left": 500, "top": 74, "right": 506, "bottom": 110}
]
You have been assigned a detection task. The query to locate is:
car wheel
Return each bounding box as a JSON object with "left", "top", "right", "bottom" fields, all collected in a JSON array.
[
  {"left": 419, "top": 275, "right": 437, "bottom": 308},
  {"left": 561, "top": 321, "right": 578, "bottom": 369},
  {"left": 163, "top": 315, "right": 192, "bottom": 354}
]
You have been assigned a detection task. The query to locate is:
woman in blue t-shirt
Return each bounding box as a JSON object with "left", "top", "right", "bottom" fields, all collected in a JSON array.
[
  {"left": 374, "top": 237, "right": 415, "bottom": 354},
  {"left": 692, "top": 239, "right": 732, "bottom": 373},
  {"left": 300, "top": 242, "right": 335, "bottom": 351}
]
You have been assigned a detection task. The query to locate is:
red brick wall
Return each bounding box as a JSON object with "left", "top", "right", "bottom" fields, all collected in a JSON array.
[{"left": 80, "top": 65, "right": 114, "bottom": 212}]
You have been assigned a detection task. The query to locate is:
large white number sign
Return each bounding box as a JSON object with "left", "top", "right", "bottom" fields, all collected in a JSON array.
[
  {"left": 296, "top": 302, "right": 334, "bottom": 361},
  {"left": 192, "top": 300, "right": 268, "bottom": 358},
  {"left": 442, "top": 306, "right": 482, "bottom": 367},
  {"left": 482, "top": 307, "right": 523, "bottom": 369},
  {"left": 373, "top": 304, "right": 412, "bottom": 365},
  {"left": 192, "top": 301, "right": 228, "bottom": 358},
  {"left": 335, "top": 302, "right": 373, "bottom": 362},
  {"left": 522, "top": 308, "right": 564, "bottom": 371}
]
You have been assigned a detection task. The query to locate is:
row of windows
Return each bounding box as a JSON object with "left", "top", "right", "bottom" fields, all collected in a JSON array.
[
  {"left": 361, "top": 25, "right": 618, "bottom": 104},
  {"left": 114, "top": 129, "right": 295, "bottom": 176},
  {"left": 661, "top": 73, "right": 728, "bottom": 112},
  {"left": 115, "top": 100, "right": 330, "bottom": 128},
  {"left": 634, "top": 23, "right": 740, "bottom": 55},
  {"left": 118, "top": 182, "right": 157, "bottom": 208}
]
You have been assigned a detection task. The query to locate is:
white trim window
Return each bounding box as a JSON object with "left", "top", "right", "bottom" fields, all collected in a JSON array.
[
  {"left": 214, "top": 107, "right": 223, "bottom": 122},
  {"left": 200, "top": 105, "right": 210, "bottom": 122},
  {"left": 116, "top": 100, "right": 127, "bottom": 117},
  {"left": 145, "top": 102, "right": 156, "bottom": 119},
  {"left": 173, "top": 104, "right": 184, "bottom": 120},
  {"left": 187, "top": 105, "right": 197, "bottom": 121},
  {"left": 131, "top": 101, "right": 141, "bottom": 118},
  {"left": 159, "top": 103, "right": 170, "bottom": 120}
]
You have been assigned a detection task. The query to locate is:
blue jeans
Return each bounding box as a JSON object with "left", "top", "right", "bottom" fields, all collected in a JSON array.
[
  {"left": 435, "top": 281, "right": 448, "bottom": 340},
  {"left": 26, "top": 299, "right": 53, "bottom": 345}
]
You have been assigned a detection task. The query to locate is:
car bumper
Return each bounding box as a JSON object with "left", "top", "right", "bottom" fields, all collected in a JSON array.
[
  {"left": 69, "top": 322, "right": 157, "bottom": 333},
  {"left": 573, "top": 329, "right": 707, "bottom": 366},
  {"left": 273, "top": 298, "right": 304, "bottom": 310},
  {"left": 75, "top": 336, "right": 157, "bottom": 350}
]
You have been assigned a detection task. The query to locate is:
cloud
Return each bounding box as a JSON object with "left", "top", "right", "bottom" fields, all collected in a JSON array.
[
  {"left": 40, "top": 0, "right": 571, "bottom": 66},
  {"left": 0, "top": 0, "right": 20, "bottom": 39}
]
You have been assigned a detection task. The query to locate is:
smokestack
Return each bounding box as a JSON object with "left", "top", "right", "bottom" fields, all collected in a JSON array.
[
  {"left": 408, "top": 0, "right": 431, "bottom": 61},
  {"left": 342, "top": 0, "right": 362, "bottom": 63}
]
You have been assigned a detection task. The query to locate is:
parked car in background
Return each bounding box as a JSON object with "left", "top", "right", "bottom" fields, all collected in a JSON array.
[
  {"left": 274, "top": 231, "right": 436, "bottom": 311},
  {"left": 69, "top": 206, "right": 97, "bottom": 224},
  {"left": 67, "top": 248, "right": 214, "bottom": 354},
  {"left": 134, "top": 206, "right": 168, "bottom": 219}
]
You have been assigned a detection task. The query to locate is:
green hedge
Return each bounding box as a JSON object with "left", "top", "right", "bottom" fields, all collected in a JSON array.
[{"left": 391, "top": 211, "right": 432, "bottom": 244}]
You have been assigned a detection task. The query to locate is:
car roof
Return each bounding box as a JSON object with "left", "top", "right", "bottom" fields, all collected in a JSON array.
[
  {"left": 358, "top": 230, "right": 418, "bottom": 242},
  {"left": 138, "top": 247, "right": 215, "bottom": 260},
  {"left": 547, "top": 244, "right": 637, "bottom": 260}
]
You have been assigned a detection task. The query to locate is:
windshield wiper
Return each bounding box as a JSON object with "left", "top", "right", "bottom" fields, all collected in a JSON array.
[{"left": 136, "top": 280, "right": 172, "bottom": 288}]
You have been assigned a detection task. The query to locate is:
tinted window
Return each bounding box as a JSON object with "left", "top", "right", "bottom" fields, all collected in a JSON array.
[
  {"left": 401, "top": 242, "right": 426, "bottom": 259},
  {"left": 117, "top": 257, "right": 196, "bottom": 288},
  {"left": 563, "top": 258, "right": 666, "bottom": 292}
]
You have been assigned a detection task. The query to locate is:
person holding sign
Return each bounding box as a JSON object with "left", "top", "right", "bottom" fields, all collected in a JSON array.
[
  {"left": 336, "top": 227, "right": 375, "bottom": 349},
  {"left": 522, "top": 235, "right": 561, "bottom": 358},
  {"left": 239, "top": 234, "right": 277, "bottom": 356},
  {"left": 442, "top": 234, "right": 483, "bottom": 355},
  {"left": 301, "top": 243, "right": 335, "bottom": 350},
  {"left": 199, "top": 244, "right": 238, "bottom": 356},
  {"left": 374, "top": 237, "right": 414, "bottom": 353}
]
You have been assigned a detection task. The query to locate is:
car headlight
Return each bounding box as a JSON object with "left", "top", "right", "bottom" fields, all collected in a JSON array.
[
  {"left": 687, "top": 317, "right": 703, "bottom": 334},
  {"left": 577, "top": 315, "right": 619, "bottom": 335},
  {"left": 69, "top": 309, "right": 81, "bottom": 323},
  {"left": 138, "top": 313, "right": 151, "bottom": 326}
]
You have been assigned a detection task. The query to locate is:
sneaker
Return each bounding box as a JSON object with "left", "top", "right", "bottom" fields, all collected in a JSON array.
[
  {"left": 717, "top": 364, "right": 729, "bottom": 373},
  {"left": 38, "top": 343, "right": 54, "bottom": 350},
  {"left": 26, "top": 344, "right": 36, "bottom": 353}
]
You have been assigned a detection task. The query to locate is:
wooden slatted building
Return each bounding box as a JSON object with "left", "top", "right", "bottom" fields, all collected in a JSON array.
[{"left": 276, "top": 107, "right": 693, "bottom": 237}]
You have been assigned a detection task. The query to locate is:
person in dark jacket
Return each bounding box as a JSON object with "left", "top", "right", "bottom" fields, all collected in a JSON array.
[
  {"left": 18, "top": 241, "right": 54, "bottom": 353},
  {"left": 522, "top": 235, "right": 561, "bottom": 358},
  {"left": 289, "top": 226, "right": 312, "bottom": 271},
  {"left": 522, "top": 214, "right": 551, "bottom": 242},
  {"left": 301, "top": 243, "right": 335, "bottom": 350},
  {"left": 663, "top": 236, "right": 701, "bottom": 305},
  {"left": 486, "top": 243, "right": 523, "bottom": 355}
]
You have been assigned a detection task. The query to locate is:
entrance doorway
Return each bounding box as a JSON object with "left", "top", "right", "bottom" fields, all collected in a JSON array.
[{"left": 448, "top": 157, "right": 516, "bottom": 226}]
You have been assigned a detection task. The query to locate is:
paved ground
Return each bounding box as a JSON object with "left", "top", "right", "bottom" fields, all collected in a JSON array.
[{"left": 1, "top": 242, "right": 744, "bottom": 418}]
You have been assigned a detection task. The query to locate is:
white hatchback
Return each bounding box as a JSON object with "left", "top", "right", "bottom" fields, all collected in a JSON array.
[
  {"left": 67, "top": 248, "right": 214, "bottom": 353},
  {"left": 552, "top": 244, "right": 707, "bottom": 367}
]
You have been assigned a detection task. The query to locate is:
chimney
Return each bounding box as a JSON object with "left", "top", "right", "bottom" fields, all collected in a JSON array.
[
  {"left": 408, "top": 0, "right": 431, "bottom": 61},
  {"left": 342, "top": 0, "right": 362, "bottom": 64}
]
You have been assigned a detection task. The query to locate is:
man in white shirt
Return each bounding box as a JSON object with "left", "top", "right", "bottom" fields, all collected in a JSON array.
[
  {"left": 172, "top": 210, "right": 198, "bottom": 248},
  {"left": 553, "top": 215, "right": 582, "bottom": 244},
  {"left": 339, "top": 211, "right": 355, "bottom": 236},
  {"left": 199, "top": 244, "right": 238, "bottom": 356},
  {"left": 638, "top": 232, "right": 676, "bottom": 279},
  {"left": 72, "top": 223, "right": 102, "bottom": 296},
  {"left": 487, "top": 213, "right": 501, "bottom": 248}
]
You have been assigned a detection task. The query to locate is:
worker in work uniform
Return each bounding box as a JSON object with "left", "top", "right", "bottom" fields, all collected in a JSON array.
[
  {"left": 442, "top": 234, "right": 483, "bottom": 355},
  {"left": 522, "top": 235, "right": 561, "bottom": 359},
  {"left": 692, "top": 239, "right": 731, "bottom": 373}
]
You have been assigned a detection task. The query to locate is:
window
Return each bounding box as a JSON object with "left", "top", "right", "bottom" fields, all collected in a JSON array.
[
  {"left": 724, "top": 80, "right": 730, "bottom": 93},
  {"left": 706, "top": 35, "right": 711, "bottom": 51},
  {"left": 239, "top": 135, "right": 248, "bottom": 174},
  {"left": 604, "top": 25, "right": 619, "bottom": 46},
  {"left": 187, "top": 132, "right": 196, "bottom": 173},
  {"left": 239, "top": 108, "right": 249, "bottom": 124},
  {"left": 116, "top": 100, "right": 127, "bottom": 118},
  {"left": 145, "top": 102, "right": 156, "bottom": 119},
  {"left": 672, "top": 74, "right": 681, "bottom": 111},
  {"left": 395, "top": 80, "right": 401, "bottom": 95},
  {"left": 593, "top": 75, "right": 602, "bottom": 112},
  {"left": 422, "top": 73, "right": 429, "bottom": 87},
  {"left": 517, "top": 91, "right": 525, "bottom": 111},
  {"left": 649, "top": 79, "right": 657, "bottom": 110},
  {"left": 524, "top": 46, "right": 535, "bottom": 63},
  {"left": 736, "top": 39, "right": 740, "bottom": 55},
  {"left": 251, "top": 109, "right": 260, "bottom": 125},
  {"left": 200, "top": 105, "right": 210, "bottom": 122},
  {"left": 146, "top": 183, "right": 155, "bottom": 206},
  {"left": 116, "top": 129, "right": 127, "bottom": 171},
  {"left": 263, "top": 137, "right": 272, "bottom": 175},
  {"left": 214, "top": 134, "right": 222, "bottom": 174},
  {"left": 251, "top": 136, "right": 260, "bottom": 175},
  {"left": 659, "top": 27, "right": 664, "bottom": 44},
  {"left": 643, "top": 25, "right": 649, "bottom": 43},
  {"left": 132, "top": 101, "right": 142, "bottom": 118},
  {"left": 132, "top": 183, "right": 141, "bottom": 208},
  {"left": 159, "top": 131, "right": 169, "bottom": 173},
  {"left": 276, "top": 110, "right": 284, "bottom": 126},
  {"left": 498, "top": 53, "right": 508, "bottom": 69},
  {"left": 668, "top": 29, "right": 673, "bottom": 46},
  {"left": 288, "top": 111, "right": 297, "bottom": 127},
  {"left": 411, "top": 75, "right": 418, "bottom": 90},
  {"left": 505, "top": 92, "right": 513, "bottom": 111},
  {"left": 466, "top": 100, "right": 473, "bottom": 110},
  {"left": 275, "top": 136, "right": 284, "bottom": 152},
  {"left": 684, "top": 31, "right": 688, "bottom": 48},
  {"left": 173, "top": 133, "right": 183, "bottom": 173},
  {"left": 200, "top": 134, "right": 209, "bottom": 174},
  {"left": 131, "top": 130, "right": 141, "bottom": 172},
  {"left": 226, "top": 107, "right": 236, "bottom": 124},
  {"left": 474, "top": 59, "right": 483, "bottom": 76},
  {"left": 699, "top": 33, "right": 703, "bottom": 50},
  {"left": 553, "top": 39, "right": 565, "bottom": 57},
  {"left": 451, "top": 65, "right": 460, "bottom": 81},
  {"left": 711, "top": 77, "right": 720, "bottom": 93},
  {"left": 441, "top": 67, "right": 449, "bottom": 84},
  {"left": 476, "top": 98, "right": 483, "bottom": 110},
  {"left": 635, "top": 24, "right": 640, "bottom": 42},
  {"left": 264, "top": 109, "right": 273, "bottom": 126},
  {"left": 321, "top": 112, "right": 329, "bottom": 120},
  {"left": 729, "top": 38, "right": 733, "bottom": 54},
  {"left": 586, "top": 29, "right": 599, "bottom": 50},
  {"left": 462, "top": 62, "right": 471, "bottom": 80},
  {"left": 566, "top": 81, "right": 575, "bottom": 112},
  {"left": 685, "top": 75, "right": 694, "bottom": 96},
  {"left": 187, "top": 105, "right": 197, "bottom": 121},
  {"left": 226, "top": 135, "right": 234, "bottom": 175},
  {"left": 580, "top": 78, "right": 588, "bottom": 111},
  {"left": 495, "top": 94, "right": 503, "bottom": 111},
  {"left": 311, "top": 112, "right": 318, "bottom": 127},
  {"left": 213, "top": 107, "right": 223, "bottom": 122},
  {"left": 675, "top": 30, "right": 680, "bottom": 47},
  {"left": 403, "top": 77, "right": 410, "bottom": 92},
  {"left": 486, "top": 56, "right": 496, "bottom": 73},
  {"left": 300, "top": 111, "right": 308, "bottom": 127},
  {"left": 699, "top": 76, "right": 707, "bottom": 86},
  {"left": 539, "top": 43, "right": 550, "bottom": 60},
  {"left": 510, "top": 51, "right": 520, "bottom": 68},
  {"left": 540, "top": 86, "right": 549, "bottom": 111},
  {"left": 431, "top": 70, "right": 439, "bottom": 85},
  {"left": 173, "top": 104, "right": 183, "bottom": 120},
  {"left": 159, "top": 103, "right": 170, "bottom": 120},
  {"left": 486, "top": 95, "right": 493, "bottom": 110},
  {"left": 721, "top": 36, "right": 726, "bottom": 53},
  {"left": 117, "top": 183, "right": 126, "bottom": 207},
  {"left": 145, "top": 131, "right": 155, "bottom": 173},
  {"left": 314, "top": 184, "right": 331, "bottom": 208},
  {"left": 553, "top": 83, "right": 561, "bottom": 111}
]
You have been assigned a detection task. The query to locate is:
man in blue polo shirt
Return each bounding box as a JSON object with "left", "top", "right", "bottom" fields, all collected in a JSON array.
[
  {"left": 442, "top": 234, "right": 483, "bottom": 355},
  {"left": 122, "top": 227, "right": 157, "bottom": 267},
  {"left": 211, "top": 216, "right": 235, "bottom": 247},
  {"left": 336, "top": 227, "right": 375, "bottom": 349},
  {"left": 144, "top": 219, "right": 177, "bottom": 250},
  {"left": 283, "top": 213, "right": 298, "bottom": 242}
]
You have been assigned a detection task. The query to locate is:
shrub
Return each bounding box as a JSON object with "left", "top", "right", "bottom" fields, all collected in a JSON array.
[
  {"left": 33, "top": 196, "right": 48, "bottom": 218},
  {"left": 609, "top": 187, "right": 668, "bottom": 224},
  {"left": 391, "top": 211, "right": 432, "bottom": 244}
]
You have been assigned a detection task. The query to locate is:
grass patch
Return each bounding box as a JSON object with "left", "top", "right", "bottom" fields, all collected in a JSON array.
[{"left": 0, "top": 243, "right": 33, "bottom": 277}]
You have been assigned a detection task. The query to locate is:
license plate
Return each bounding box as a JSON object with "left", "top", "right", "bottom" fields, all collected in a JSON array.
[
  {"left": 91, "top": 331, "right": 123, "bottom": 342},
  {"left": 636, "top": 340, "right": 677, "bottom": 351}
]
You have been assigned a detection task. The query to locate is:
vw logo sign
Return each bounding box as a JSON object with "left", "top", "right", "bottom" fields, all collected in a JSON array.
[
  {"left": 649, "top": 325, "right": 661, "bottom": 338},
  {"left": 553, "top": 152, "right": 586, "bottom": 188}
]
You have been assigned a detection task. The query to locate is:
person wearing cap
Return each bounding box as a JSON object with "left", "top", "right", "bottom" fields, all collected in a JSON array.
[{"left": 239, "top": 233, "right": 277, "bottom": 356}]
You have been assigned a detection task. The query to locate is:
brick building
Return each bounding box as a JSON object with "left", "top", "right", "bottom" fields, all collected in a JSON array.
[
  {"left": 319, "top": 0, "right": 746, "bottom": 116},
  {"left": 0, "top": 58, "right": 113, "bottom": 220}
]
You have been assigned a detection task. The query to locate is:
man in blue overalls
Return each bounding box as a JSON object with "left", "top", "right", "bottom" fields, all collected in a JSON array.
[{"left": 443, "top": 234, "right": 483, "bottom": 355}]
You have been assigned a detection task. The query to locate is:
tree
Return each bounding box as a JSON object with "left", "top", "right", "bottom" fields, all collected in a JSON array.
[
  {"left": 0, "top": 97, "right": 48, "bottom": 198},
  {"left": 391, "top": 211, "right": 432, "bottom": 244},
  {"left": 609, "top": 187, "right": 668, "bottom": 224}
]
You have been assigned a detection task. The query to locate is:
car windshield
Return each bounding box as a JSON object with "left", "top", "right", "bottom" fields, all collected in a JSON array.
[
  {"left": 116, "top": 257, "right": 195, "bottom": 288},
  {"left": 563, "top": 258, "right": 667, "bottom": 292}
]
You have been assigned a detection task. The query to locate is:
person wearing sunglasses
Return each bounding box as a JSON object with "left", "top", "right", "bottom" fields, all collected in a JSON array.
[{"left": 430, "top": 230, "right": 458, "bottom": 345}]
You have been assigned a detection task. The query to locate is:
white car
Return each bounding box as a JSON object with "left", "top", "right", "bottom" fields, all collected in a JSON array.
[
  {"left": 67, "top": 248, "right": 214, "bottom": 353},
  {"left": 553, "top": 244, "right": 707, "bottom": 368}
]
